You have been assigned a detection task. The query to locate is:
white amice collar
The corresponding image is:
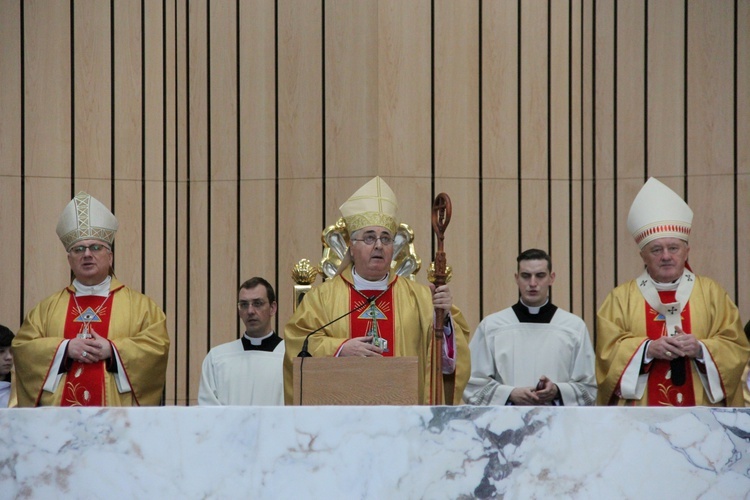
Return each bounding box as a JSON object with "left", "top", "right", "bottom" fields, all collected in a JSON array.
[
  {"left": 244, "top": 331, "right": 274, "bottom": 346},
  {"left": 352, "top": 268, "right": 389, "bottom": 290},
  {"left": 520, "top": 298, "right": 548, "bottom": 314},
  {"left": 651, "top": 275, "right": 680, "bottom": 291},
  {"left": 73, "top": 276, "right": 112, "bottom": 297}
]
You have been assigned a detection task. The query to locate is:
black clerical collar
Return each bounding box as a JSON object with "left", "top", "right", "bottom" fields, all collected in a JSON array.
[
  {"left": 241, "top": 332, "right": 282, "bottom": 352},
  {"left": 512, "top": 300, "right": 558, "bottom": 323}
]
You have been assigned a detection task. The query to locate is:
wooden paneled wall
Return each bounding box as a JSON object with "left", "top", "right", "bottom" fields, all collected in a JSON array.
[{"left": 1, "top": 0, "right": 748, "bottom": 405}]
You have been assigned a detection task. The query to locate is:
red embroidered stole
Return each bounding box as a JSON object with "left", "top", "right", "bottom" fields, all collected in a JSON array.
[
  {"left": 645, "top": 290, "right": 696, "bottom": 406},
  {"left": 349, "top": 287, "right": 395, "bottom": 356},
  {"left": 61, "top": 293, "right": 112, "bottom": 406}
]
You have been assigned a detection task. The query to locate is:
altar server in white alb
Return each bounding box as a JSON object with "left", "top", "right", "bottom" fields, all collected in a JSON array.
[
  {"left": 198, "top": 277, "right": 285, "bottom": 405},
  {"left": 596, "top": 177, "right": 749, "bottom": 406},
  {"left": 464, "top": 249, "right": 597, "bottom": 406}
]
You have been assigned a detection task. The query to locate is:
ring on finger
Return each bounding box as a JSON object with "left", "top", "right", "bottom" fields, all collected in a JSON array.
[
  {"left": 665, "top": 351, "right": 672, "bottom": 357},
  {"left": 82, "top": 351, "right": 88, "bottom": 358}
]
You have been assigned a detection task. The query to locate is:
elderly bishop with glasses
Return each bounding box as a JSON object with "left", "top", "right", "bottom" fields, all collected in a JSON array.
[
  {"left": 282, "top": 177, "right": 471, "bottom": 405},
  {"left": 12, "top": 192, "right": 170, "bottom": 407},
  {"left": 596, "top": 178, "right": 749, "bottom": 407}
]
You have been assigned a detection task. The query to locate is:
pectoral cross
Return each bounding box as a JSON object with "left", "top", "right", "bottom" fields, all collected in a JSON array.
[
  {"left": 366, "top": 302, "right": 388, "bottom": 352},
  {"left": 366, "top": 302, "right": 380, "bottom": 337}
]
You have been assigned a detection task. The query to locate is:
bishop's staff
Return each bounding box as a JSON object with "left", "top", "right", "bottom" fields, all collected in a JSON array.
[{"left": 430, "top": 193, "right": 452, "bottom": 405}]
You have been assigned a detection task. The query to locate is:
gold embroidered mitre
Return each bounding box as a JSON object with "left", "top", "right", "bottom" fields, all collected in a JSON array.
[
  {"left": 627, "top": 177, "right": 693, "bottom": 249},
  {"left": 339, "top": 176, "right": 399, "bottom": 235},
  {"left": 56, "top": 191, "right": 119, "bottom": 250}
]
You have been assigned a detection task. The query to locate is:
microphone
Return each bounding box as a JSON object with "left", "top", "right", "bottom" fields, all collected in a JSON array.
[{"left": 297, "top": 295, "right": 376, "bottom": 357}]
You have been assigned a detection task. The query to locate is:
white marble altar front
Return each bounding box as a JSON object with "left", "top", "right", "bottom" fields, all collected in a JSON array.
[{"left": 1, "top": 406, "right": 749, "bottom": 499}]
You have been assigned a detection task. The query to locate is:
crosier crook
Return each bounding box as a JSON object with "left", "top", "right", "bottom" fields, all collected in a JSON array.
[{"left": 431, "top": 193, "right": 452, "bottom": 405}]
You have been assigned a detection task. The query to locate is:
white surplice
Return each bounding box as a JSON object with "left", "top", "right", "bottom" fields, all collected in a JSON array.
[
  {"left": 198, "top": 337, "right": 285, "bottom": 406},
  {"left": 464, "top": 305, "right": 597, "bottom": 406}
]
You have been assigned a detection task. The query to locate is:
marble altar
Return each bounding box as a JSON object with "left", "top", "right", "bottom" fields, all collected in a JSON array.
[{"left": 1, "top": 405, "right": 749, "bottom": 499}]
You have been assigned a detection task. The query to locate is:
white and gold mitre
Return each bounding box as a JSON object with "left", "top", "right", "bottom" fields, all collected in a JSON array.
[
  {"left": 56, "top": 191, "right": 119, "bottom": 250},
  {"left": 627, "top": 177, "right": 693, "bottom": 249},
  {"left": 339, "top": 176, "right": 399, "bottom": 234}
]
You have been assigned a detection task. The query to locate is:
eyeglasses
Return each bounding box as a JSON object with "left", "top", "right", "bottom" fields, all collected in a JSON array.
[
  {"left": 351, "top": 235, "right": 393, "bottom": 246},
  {"left": 237, "top": 300, "right": 267, "bottom": 310},
  {"left": 69, "top": 244, "right": 111, "bottom": 255}
]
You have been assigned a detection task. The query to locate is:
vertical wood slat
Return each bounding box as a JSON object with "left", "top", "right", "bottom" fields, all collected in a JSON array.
[
  {"left": 325, "top": 0, "right": 378, "bottom": 187},
  {"left": 113, "top": 0, "right": 144, "bottom": 296},
  {"left": 377, "top": 0, "right": 432, "bottom": 271},
  {"left": 0, "top": 0, "right": 23, "bottom": 329},
  {"left": 481, "top": 0, "right": 520, "bottom": 316},
  {"left": 377, "top": 0, "right": 431, "bottom": 182},
  {"left": 569, "top": 0, "right": 585, "bottom": 318},
  {"left": 73, "top": 0, "right": 111, "bottom": 201},
  {"left": 323, "top": 1, "right": 377, "bottom": 313},
  {"left": 580, "top": 0, "right": 596, "bottom": 332},
  {"left": 239, "top": 0, "right": 277, "bottom": 331},
  {"left": 1, "top": 1, "right": 747, "bottom": 405},
  {"left": 160, "top": 2, "right": 185, "bottom": 405},
  {"left": 142, "top": 0, "right": 166, "bottom": 306},
  {"left": 168, "top": 0, "right": 189, "bottom": 404},
  {"left": 519, "top": 0, "right": 549, "bottom": 251},
  {"left": 687, "top": 0, "right": 736, "bottom": 295},
  {"left": 643, "top": 1, "right": 687, "bottom": 312},
  {"left": 647, "top": 0, "right": 684, "bottom": 180},
  {"left": 23, "top": 0, "right": 71, "bottom": 310},
  {"left": 593, "top": 0, "right": 616, "bottom": 310},
  {"left": 614, "top": 1, "right": 645, "bottom": 287},
  {"left": 186, "top": 0, "right": 210, "bottom": 403},
  {"left": 276, "top": 0, "right": 323, "bottom": 326},
  {"left": 434, "top": 0, "right": 480, "bottom": 332},
  {"left": 549, "top": 0, "right": 572, "bottom": 310},
  {"left": 207, "top": 0, "right": 239, "bottom": 351},
  {"left": 737, "top": 0, "right": 750, "bottom": 322}
]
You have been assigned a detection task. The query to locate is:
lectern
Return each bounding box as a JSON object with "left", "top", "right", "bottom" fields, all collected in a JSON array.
[{"left": 292, "top": 356, "right": 419, "bottom": 405}]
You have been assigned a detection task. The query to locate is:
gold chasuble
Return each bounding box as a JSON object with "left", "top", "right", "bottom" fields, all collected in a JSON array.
[
  {"left": 283, "top": 266, "right": 471, "bottom": 405},
  {"left": 596, "top": 275, "right": 749, "bottom": 406},
  {"left": 13, "top": 278, "right": 170, "bottom": 407}
]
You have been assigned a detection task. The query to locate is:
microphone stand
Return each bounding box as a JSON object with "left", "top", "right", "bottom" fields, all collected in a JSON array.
[
  {"left": 295, "top": 281, "right": 391, "bottom": 405},
  {"left": 295, "top": 295, "right": 376, "bottom": 406},
  {"left": 297, "top": 295, "right": 376, "bottom": 357}
]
